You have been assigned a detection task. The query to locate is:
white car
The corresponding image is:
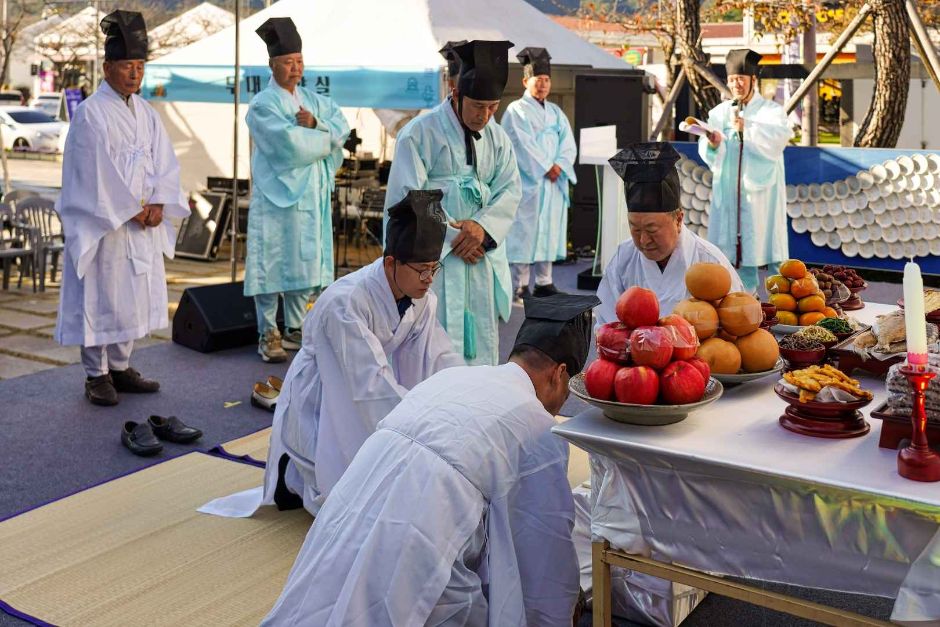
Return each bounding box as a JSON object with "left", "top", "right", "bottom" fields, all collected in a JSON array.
[
  {"left": 0, "top": 107, "right": 68, "bottom": 153},
  {"left": 30, "top": 93, "right": 63, "bottom": 119}
]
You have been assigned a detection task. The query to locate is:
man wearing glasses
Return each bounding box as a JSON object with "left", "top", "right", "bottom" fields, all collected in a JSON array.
[
  {"left": 201, "top": 190, "right": 464, "bottom": 519},
  {"left": 699, "top": 49, "right": 791, "bottom": 293}
]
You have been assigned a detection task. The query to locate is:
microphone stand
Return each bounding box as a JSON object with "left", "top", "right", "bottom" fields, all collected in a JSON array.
[{"left": 733, "top": 99, "right": 744, "bottom": 269}]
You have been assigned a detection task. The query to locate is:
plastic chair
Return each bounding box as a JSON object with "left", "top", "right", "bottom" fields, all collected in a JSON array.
[
  {"left": 0, "top": 202, "right": 35, "bottom": 290},
  {"left": 14, "top": 197, "right": 62, "bottom": 292}
]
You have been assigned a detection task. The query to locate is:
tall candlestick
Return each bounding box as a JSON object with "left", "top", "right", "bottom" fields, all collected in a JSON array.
[{"left": 903, "top": 262, "right": 928, "bottom": 367}]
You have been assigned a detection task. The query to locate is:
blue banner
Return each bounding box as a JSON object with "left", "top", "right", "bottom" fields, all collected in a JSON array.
[
  {"left": 142, "top": 64, "right": 441, "bottom": 109},
  {"left": 64, "top": 88, "right": 83, "bottom": 121}
]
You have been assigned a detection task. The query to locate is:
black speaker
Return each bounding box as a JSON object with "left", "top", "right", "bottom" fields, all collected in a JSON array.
[
  {"left": 172, "top": 281, "right": 282, "bottom": 353},
  {"left": 571, "top": 73, "right": 650, "bottom": 250}
]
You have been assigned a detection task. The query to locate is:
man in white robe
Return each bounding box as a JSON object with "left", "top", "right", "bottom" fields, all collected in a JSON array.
[
  {"left": 699, "top": 49, "right": 792, "bottom": 293},
  {"left": 55, "top": 10, "right": 188, "bottom": 406},
  {"left": 198, "top": 190, "right": 463, "bottom": 518},
  {"left": 596, "top": 142, "right": 743, "bottom": 326},
  {"left": 262, "top": 293, "right": 598, "bottom": 626},
  {"left": 245, "top": 18, "right": 350, "bottom": 363},
  {"left": 502, "top": 47, "right": 577, "bottom": 301},
  {"left": 384, "top": 40, "right": 522, "bottom": 366}
]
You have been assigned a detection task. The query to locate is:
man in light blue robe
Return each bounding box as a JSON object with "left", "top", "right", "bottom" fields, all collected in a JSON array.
[
  {"left": 502, "top": 47, "right": 577, "bottom": 302},
  {"left": 385, "top": 40, "right": 522, "bottom": 365},
  {"left": 698, "top": 49, "right": 791, "bottom": 293},
  {"left": 245, "top": 17, "right": 350, "bottom": 362}
]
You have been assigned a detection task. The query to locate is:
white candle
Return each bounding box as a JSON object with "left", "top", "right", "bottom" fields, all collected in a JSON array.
[{"left": 904, "top": 261, "right": 928, "bottom": 366}]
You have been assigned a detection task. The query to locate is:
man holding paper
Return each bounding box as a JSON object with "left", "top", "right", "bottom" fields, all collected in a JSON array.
[{"left": 698, "top": 49, "right": 791, "bottom": 293}]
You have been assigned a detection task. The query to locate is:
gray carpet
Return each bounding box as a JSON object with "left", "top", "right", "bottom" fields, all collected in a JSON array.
[{"left": 0, "top": 257, "right": 902, "bottom": 626}]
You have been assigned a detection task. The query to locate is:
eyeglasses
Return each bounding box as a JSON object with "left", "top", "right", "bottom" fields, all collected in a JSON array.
[{"left": 405, "top": 262, "right": 442, "bottom": 281}]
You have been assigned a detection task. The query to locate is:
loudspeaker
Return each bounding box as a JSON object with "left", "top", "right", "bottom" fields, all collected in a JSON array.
[
  {"left": 571, "top": 73, "right": 650, "bottom": 249},
  {"left": 172, "top": 281, "right": 282, "bottom": 353}
]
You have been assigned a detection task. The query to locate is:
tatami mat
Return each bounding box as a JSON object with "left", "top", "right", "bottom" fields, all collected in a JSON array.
[
  {"left": 215, "top": 421, "right": 591, "bottom": 488},
  {"left": 0, "top": 453, "right": 311, "bottom": 627}
]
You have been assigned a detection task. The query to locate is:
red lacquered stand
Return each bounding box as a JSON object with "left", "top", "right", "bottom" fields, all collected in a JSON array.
[{"left": 898, "top": 365, "right": 940, "bottom": 482}]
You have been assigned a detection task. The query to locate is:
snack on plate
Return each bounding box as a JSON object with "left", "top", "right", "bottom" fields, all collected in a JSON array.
[
  {"left": 884, "top": 354, "right": 940, "bottom": 423},
  {"left": 851, "top": 311, "right": 939, "bottom": 356},
  {"left": 779, "top": 334, "right": 824, "bottom": 352},
  {"left": 783, "top": 364, "right": 873, "bottom": 403},
  {"left": 815, "top": 317, "right": 853, "bottom": 335},
  {"left": 795, "top": 326, "right": 837, "bottom": 343}
]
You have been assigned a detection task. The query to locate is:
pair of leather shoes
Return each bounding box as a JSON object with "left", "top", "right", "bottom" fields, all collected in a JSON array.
[
  {"left": 86, "top": 375, "right": 118, "bottom": 406},
  {"left": 110, "top": 368, "right": 160, "bottom": 393},
  {"left": 121, "top": 415, "right": 203, "bottom": 456},
  {"left": 251, "top": 375, "right": 283, "bottom": 412}
]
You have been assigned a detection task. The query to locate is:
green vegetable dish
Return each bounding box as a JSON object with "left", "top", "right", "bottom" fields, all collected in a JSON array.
[{"left": 815, "top": 317, "right": 853, "bottom": 334}]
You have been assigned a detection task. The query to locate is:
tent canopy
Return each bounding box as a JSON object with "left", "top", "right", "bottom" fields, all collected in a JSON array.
[{"left": 144, "top": 0, "right": 627, "bottom": 107}]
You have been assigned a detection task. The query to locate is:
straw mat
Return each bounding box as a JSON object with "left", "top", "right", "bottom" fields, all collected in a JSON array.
[{"left": 0, "top": 453, "right": 311, "bottom": 626}]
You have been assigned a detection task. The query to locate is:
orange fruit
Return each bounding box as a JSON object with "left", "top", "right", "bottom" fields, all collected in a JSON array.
[
  {"left": 769, "top": 293, "right": 797, "bottom": 312},
  {"left": 780, "top": 259, "right": 807, "bottom": 280},
  {"left": 777, "top": 311, "right": 799, "bottom": 326},
  {"left": 696, "top": 338, "right": 742, "bottom": 374},
  {"left": 790, "top": 276, "right": 820, "bottom": 299},
  {"left": 821, "top": 306, "right": 839, "bottom": 319},
  {"left": 799, "top": 312, "right": 826, "bottom": 326},
  {"left": 717, "top": 292, "right": 763, "bottom": 337},
  {"left": 673, "top": 298, "right": 719, "bottom": 340},
  {"left": 685, "top": 262, "right": 733, "bottom": 301},
  {"left": 735, "top": 329, "right": 781, "bottom": 373},
  {"left": 797, "top": 294, "right": 826, "bottom": 313},
  {"left": 764, "top": 274, "right": 790, "bottom": 295}
]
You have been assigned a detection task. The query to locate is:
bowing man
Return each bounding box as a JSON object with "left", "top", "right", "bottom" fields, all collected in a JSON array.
[
  {"left": 502, "top": 47, "right": 577, "bottom": 302},
  {"left": 385, "top": 40, "right": 522, "bottom": 366},
  {"left": 596, "top": 142, "right": 743, "bottom": 326},
  {"left": 200, "top": 190, "right": 464, "bottom": 519},
  {"left": 699, "top": 49, "right": 791, "bottom": 293},
  {"left": 262, "top": 293, "right": 598, "bottom": 626},
  {"left": 55, "top": 10, "right": 189, "bottom": 406},
  {"left": 245, "top": 17, "right": 350, "bottom": 363}
]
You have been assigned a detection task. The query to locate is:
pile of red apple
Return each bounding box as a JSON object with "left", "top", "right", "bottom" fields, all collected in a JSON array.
[{"left": 585, "top": 287, "right": 712, "bottom": 406}]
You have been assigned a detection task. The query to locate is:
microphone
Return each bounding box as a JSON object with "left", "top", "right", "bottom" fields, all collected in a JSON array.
[{"left": 731, "top": 99, "right": 743, "bottom": 141}]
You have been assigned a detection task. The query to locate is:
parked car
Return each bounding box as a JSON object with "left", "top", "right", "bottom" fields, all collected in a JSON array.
[
  {"left": 0, "top": 91, "right": 24, "bottom": 107},
  {"left": 0, "top": 107, "right": 68, "bottom": 153},
  {"left": 30, "top": 93, "right": 63, "bottom": 119}
]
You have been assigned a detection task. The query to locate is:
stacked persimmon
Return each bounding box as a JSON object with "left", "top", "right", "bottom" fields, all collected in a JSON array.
[
  {"left": 765, "top": 259, "right": 839, "bottom": 326},
  {"left": 672, "top": 262, "right": 780, "bottom": 375}
]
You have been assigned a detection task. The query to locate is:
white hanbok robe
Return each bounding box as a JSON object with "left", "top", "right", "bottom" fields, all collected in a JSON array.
[
  {"left": 596, "top": 227, "right": 743, "bottom": 328},
  {"left": 199, "top": 258, "right": 463, "bottom": 518},
  {"left": 262, "top": 362, "right": 580, "bottom": 626},
  {"left": 384, "top": 98, "right": 522, "bottom": 366},
  {"left": 55, "top": 81, "right": 188, "bottom": 347},
  {"left": 698, "top": 94, "right": 792, "bottom": 267},
  {"left": 502, "top": 92, "right": 577, "bottom": 264}
]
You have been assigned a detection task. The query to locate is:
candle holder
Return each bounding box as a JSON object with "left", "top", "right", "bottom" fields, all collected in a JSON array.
[{"left": 897, "top": 364, "right": 940, "bottom": 482}]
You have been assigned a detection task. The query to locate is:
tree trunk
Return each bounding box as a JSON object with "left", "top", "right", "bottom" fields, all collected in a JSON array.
[
  {"left": 854, "top": 0, "right": 910, "bottom": 147},
  {"left": 676, "top": 0, "right": 721, "bottom": 113}
]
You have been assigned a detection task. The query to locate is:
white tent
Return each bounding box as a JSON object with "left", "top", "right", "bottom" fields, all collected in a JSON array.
[
  {"left": 148, "top": 3, "right": 236, "bottom": 60},
  {"left": 148, "top": 0, "right": 628, "bottom": 192}
]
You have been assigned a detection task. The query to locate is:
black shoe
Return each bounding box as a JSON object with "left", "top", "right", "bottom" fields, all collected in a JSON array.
[
  {"left": 110, "top": 368, "right": 160, "bottom": 393},
  {"left": 533, "top": 283, "right": 562, "bottom": 297},
  {"left": 121, "top": 421, "right": 163, "bottom": 456},
  {"left": 513, "top": 286, "right": 530, "bottom": 305},
  {"left": 274, "top": 453, "right": 304, "bottom": 511},
  {"left": 85, "top": 374, "right": 118, "bottom": 406},
  {"left": 148, "top": 415, "right": 203, "bottom": 444}
]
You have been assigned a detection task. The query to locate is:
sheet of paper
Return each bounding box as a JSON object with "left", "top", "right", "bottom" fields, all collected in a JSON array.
[{"left": 679, "top": 116, "right": 717, "bottom": 138}]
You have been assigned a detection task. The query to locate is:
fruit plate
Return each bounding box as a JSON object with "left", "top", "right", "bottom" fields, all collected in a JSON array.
[
  {"left": 711, "top": 358, "right": 784, "bottom": 385},
  {"left": 569, "top": 374, "right": 723, "bottom": 426}
]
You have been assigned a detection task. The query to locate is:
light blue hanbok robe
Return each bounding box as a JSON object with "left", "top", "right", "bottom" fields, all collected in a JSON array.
[
  {"left": 244, "top": 78, "right": 350, "bottom": 297},
  {"left": 385, "top": 98, "right": 522, "bottom": 365},
  {"left": 698, "top": 94, "right": 791, "bottom": 268},
  {"left": 502, "top": 92, "right": 577, "bottom": 264}
]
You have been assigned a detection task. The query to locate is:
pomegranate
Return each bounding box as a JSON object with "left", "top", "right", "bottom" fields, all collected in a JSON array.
[
  {"left": 614, "top": 366, "right": 660, "bottom": 405},
  {"left": 583, "top": 359, "right": 620, "bottom": 401},
  {"left": 685, "top": 357, "right": 711, "bottom": 383},
  {"left": 629, "top": 326, "right": 673, "bottom": 370},
  {"left": 596, "top": 322, "right": 632, "bottom": 364},
  {"left": 659, "top": 314, "right": 700, "bottom": 361},
  {"left": 659, "top": 360, "right": 707, "bottom": 405},
  {"left": 616, "top": 287, "right": 660, "bottom": 328}
]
